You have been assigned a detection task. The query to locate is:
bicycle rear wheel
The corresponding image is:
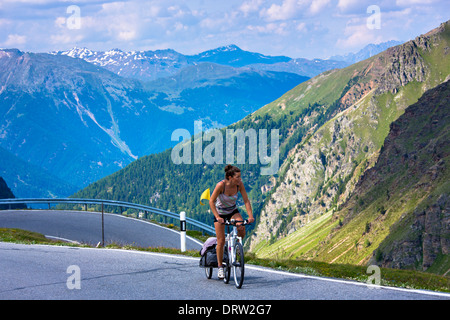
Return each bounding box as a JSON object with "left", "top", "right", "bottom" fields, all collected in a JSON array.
[
  {"left": 205, "top": 267, "right": 213, "bottom": 279},
  {"left": 233, "top": 241, "right": 245, "bottom": 289}
]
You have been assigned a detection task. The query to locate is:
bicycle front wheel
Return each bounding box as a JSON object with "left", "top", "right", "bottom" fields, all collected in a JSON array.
[
  {"left": 233, "top": 241, "right": 245, "bottom": 289},
  {"left": 223, "top": 244, "right": 231, "bottom": 284}
]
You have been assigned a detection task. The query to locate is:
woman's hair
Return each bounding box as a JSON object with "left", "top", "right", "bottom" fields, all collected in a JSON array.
[{"left": 224, "top": 164, "right": 240, "bottom": 180}]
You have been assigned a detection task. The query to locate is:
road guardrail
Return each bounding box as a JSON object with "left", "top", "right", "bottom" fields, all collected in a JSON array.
[{"left": 0, "top": 198, "right": 215, "bottom": 249}]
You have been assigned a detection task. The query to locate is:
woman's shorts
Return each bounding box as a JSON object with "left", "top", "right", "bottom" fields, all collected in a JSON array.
[{"left": 214, "top": 208, "right": 240, "bottom": 223}]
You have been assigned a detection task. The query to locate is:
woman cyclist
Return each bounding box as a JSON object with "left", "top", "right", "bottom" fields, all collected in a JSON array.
[{"left": 209, "top": 165, "right": 254, "bottom": 279}]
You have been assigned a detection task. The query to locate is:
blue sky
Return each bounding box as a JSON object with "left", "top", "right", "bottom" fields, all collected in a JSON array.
[{"left": 0, "top": 0, "right": 449, "bottom": 59}]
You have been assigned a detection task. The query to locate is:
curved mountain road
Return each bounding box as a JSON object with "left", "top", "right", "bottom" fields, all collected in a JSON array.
[
  {"left": 0, "top": 210, "right": 202, "bottom": 250},
  {"left": 0, "top": 242, "right": 449, "bottom": 300},
  {"left": 1, "top": 210, "right": 449, "bottom": 301}
]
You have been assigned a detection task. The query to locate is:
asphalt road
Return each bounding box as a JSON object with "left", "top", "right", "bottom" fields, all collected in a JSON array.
[
  {"left": 0, "top": 210, "right": 202, "bottom": 250},
  {"left": 0, "top": 242, "right": 449, "bottom": 300}
]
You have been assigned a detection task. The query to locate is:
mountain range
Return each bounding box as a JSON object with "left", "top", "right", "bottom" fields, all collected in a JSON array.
[
  {"left": 329, "top": 40, "right": 404, "bottom": 64},
  {"left": 51, "top": 44, "right": 342, "bottom": 81},
  {"left": 0, "top": 47, "right": 307, "bottom": 195},
  {"left": 52, "top": 42, "right": 400, "bottom": 82},
  {"left": 2, "top": 42, "right": 400, "bottom": 197},
  {"left": 72, "top": 21, "right": 449, "bottom": 275}
]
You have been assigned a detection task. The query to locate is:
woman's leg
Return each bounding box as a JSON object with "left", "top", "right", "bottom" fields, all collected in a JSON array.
[
  {"left": 214, "top": 221, "right": 225, "bottom": 267},
  {"left": 231, "top": 212, "right": 246, "bottom": 239}
]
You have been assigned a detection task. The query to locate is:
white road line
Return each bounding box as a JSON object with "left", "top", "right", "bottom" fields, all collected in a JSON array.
[
  {"left": 44, "top": 235, "right": 81, "bottom": 244},
  {"left": 245, "top": 265, "right": 450, "bottom": 299}
]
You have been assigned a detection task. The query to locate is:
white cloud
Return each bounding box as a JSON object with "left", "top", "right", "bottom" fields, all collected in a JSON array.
[
  {"left": 336, "top": 22, "right": 384, "bottom": 49},
  {"left": 396, "top": 0, "right": 437, "bottom": 5},
  {"left": 50, "top": 33, "right": 84, "bottom": 45},
  {"left": 0, "top": 18, "right": 11, "bottom": 27},
  {"left": 4, "top": 34, "right": 27, "bottom": 46},
  {"left": 1, "top": 0, "right": 56, "bottom": 4},
  {"left": 54, "top": 16, "right": 66, "bottom": 28},
  {"left": 117, "top": 30, "right": 137, "bottom": 41},
  {"left": 0, "top": 0, "right": 447, "bottom": 59},
  {"left": 260, "top": 0, "right": 333, "bottom": 21},
  {"left": 247, "top": 22, "right": 289, "bottom": 35},
  {"left": 296, "top": 22, "right": 307, "bottom": 32},
  {"left": 309, "top": 0, "right": 331, "bottom": 15},
  {"left": 260, "top": 0, "right": 306, "bottom": 22},
  {"left": 240, "top": 0, "right": 264, "bottom": 17},
  {"left": 337, "top": 0, "right": 364, "bottom": 12}
]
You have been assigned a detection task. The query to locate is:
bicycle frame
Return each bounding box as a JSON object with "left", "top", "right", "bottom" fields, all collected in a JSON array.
[
  {"left": 224, "top": 219, "right": 246, "bottom": 261},
  {"left": 202, "top": 219, "right": 250, "bottom": 288},
  {"left": 223, "top": 219, "right": 249, "bottom": 288}
]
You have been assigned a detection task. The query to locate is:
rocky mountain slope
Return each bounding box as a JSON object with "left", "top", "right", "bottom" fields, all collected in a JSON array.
[
  {"left": 357, "top": 80, "right": 449, "bottom": 273},
  {"left": 255, "top": 80, "right": 449, "bottom": 274},
  {"left": 250, "top": 21, "right": 450, "bottom": 274}
]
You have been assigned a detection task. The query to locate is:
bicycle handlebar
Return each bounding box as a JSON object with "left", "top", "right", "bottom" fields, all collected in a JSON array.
[{"left": 222, "top": 219, "right": 251, "bottom": 226}]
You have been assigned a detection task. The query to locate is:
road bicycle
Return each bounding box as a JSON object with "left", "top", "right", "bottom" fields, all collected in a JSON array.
[{"left": 204, "top": 219, "right": 250, "bottom": 289}]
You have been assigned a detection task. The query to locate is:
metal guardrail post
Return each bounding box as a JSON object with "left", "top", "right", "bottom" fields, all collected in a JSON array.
[
  {"left": 101, "top": 202, "right": 105, "bottom": 247},
  {"left": 180, "top": 211, "right": 186, "bottom": 252}
]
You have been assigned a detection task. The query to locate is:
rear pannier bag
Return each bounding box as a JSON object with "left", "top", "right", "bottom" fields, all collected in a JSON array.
[{"left": 199, "top": 237, "right": 228, "bottom": 267}]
